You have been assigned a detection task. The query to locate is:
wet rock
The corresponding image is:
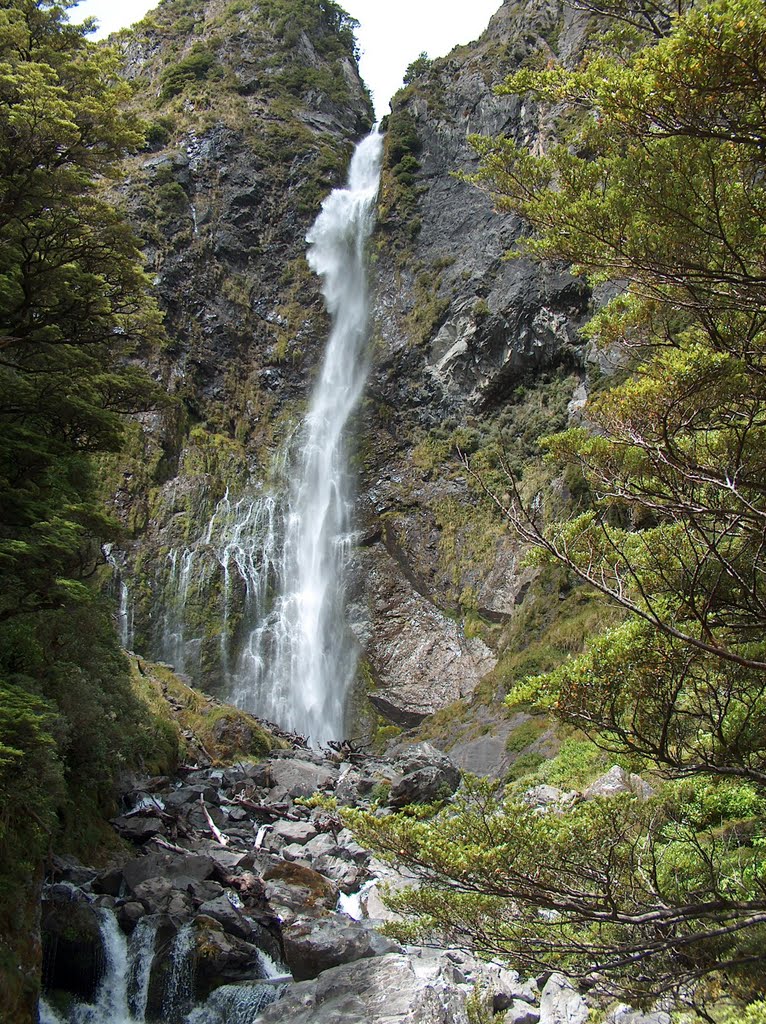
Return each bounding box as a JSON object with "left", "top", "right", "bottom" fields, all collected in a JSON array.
[
  {"left": 194, "top": 918, "right": 269, "bottom": 995},
  {"left": 117, "top": 901, "right": 146, "bottom": 931},
  {"left": 41, "top": 898, "right": 104, "bottom": 1001},
  {"left": 92, "top": 866, "right": 124, "bottom": 897},
  {"left": 198, "top": 895, "right": 257, "bottom": 942},
  {"left": 281, "top": 914, "right": 402, "bottom": 981}
]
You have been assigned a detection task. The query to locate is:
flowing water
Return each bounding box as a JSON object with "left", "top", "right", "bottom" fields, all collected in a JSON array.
[
  {"left": 154, "top": 132, "right": 383, "bottom": 745},
  {"left": 40, "top": 910, "right": 286, "bottom": 1023}
]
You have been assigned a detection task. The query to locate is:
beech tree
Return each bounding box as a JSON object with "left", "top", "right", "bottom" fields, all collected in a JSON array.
[{"left": 353, "top": 0, "right": 766, "bottom": 1012}]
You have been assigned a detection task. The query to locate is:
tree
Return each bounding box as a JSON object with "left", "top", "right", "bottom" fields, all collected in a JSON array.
[
  {"left": 0, "top": 0, "right": 165, "bottom": 622},
  {"left": 353, "top": 0, "right": 766, "bottom": 1011},
  {"left": 0, "top": 3, "right": 166, "bottom": 1015}
]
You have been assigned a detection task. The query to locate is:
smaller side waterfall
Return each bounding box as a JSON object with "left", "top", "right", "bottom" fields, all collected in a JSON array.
[{"left": 161, "top": 922, "right": 196, "bottom": 1022}]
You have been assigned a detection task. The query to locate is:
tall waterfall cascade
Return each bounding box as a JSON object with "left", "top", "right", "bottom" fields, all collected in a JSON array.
[
  {"left": 254, "top": 129, "right": 383, "bottom": 743},
  {"left": 154, "top": 132, "right": 383, "bottom": 745}
]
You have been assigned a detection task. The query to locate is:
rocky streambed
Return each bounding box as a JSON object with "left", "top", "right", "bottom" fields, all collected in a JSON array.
[{"left": 39, "top": 740, "right": 668, "bottom": 1024}]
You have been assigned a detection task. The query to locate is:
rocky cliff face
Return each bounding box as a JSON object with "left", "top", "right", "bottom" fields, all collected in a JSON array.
[
  {"left": 104, "top": 0, "right": 373, "bottom": 687},
  {"left": 349, "top": 0, "right": 595, "bottom": 736},
  {"left": 110, "top": 0, "right": 599, "bottom": 757}
]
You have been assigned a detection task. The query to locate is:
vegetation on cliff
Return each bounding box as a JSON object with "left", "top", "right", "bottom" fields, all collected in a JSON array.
[{"left": 354, "top": 0, "right": 766, "bottom": 1014}]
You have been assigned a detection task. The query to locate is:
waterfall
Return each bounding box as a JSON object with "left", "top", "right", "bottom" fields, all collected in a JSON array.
[
  {"left": 134, "top": 132, "right": 382, "bottom": 745},
  {"left": 161, "top": 922, "right": 196, "bottom": 1022},
  {"left": 249, "top": 129, "right": 383, "bottom": 743},
  {"left": 40, "top": 909, "right": 154, "bottom": 1024}
]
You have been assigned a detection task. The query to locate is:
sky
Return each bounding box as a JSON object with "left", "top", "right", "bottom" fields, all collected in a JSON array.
[{"left": 71, "top": 0, "right": 502, "bottom": 117}]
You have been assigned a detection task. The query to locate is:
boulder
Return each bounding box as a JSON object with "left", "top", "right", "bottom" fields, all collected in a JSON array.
[
  {"left": 391, "top": 743, "right": 461, "bottom": 789},
  {"left": 263, "top": 860, "right": 339, "bottom": 919},
  {"left": 110, "top": 814, "right": 164, "bottom": 843},
  {"left": 582, "top": 766, "right": 655, "bottom": 803},
  {"left": 310, "top": 853, "right": 368, "bottom": 894},
  {"left": 194, "top": 918, "right": 270, "bottom": 997},
  {"left": 123, "top": 852, "right": 215, "bottom": 892},
  {"left": 388, "top": 765, "right": 459, "bottom": 807},
  {"left": 251, "top": 951, "right": 485, "bottom": 1023},
  {"left": 281, "top": 915, "right": 402, "bottom": 981},
  {"left": 268, "top": 759, "right": 338, "bottom": 798},
  {"left": 605, "top": 1006, "right": 671, "bottom": 1024},
  {"left": 267, "top": 820, "right": 319, "bottom": 848},
  {"left": 504, "top": 1002, "right": 541, "bottom": 1024},
  {"left": 197, "top": 895, "right": 256, "bottom": 942},
  {"left": 41, "top": 897, "right": 104, "bottom": 1001},
  {"left": 538, "top": 973, "right": 588, "bottom": 1024},
  {"left": 522, "top": 786, "right": 578, "bottom": 812}
]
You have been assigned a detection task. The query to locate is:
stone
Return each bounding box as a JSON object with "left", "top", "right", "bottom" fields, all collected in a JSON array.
[
  {"left": 538, "top": 973, "right": 588, "bottom": 1024},
  {"left": 163, "top": 784, "right": 219, "bottom": 809},
  {"left": 263, "top": 860, "right": 339, "bottom": 918},
  {"left": 48, "top": 855, "right": 97, "bottom": 888},
  {"left": 310, "top": 854, "right": 368, "bottom": 894},
  {"left": 268, "top": 759, "right": 338, "bottom": 798},
  {"left": 123, "top": 852, "right": 215, "bottom": 892},
  {"left": 197, "top": 895, "right": 256, "bottom": 941},
  {"left": 251, "top": 951, "right": 485, "bottom": 1023},
  {"left": 194, "top": 918, "right": 269, "bottom": 997},
  {"left": 391, "top": 743, "right": 461, "bottom": 785},
  {"left": 522, "top": 785, "right": 578, "bottom": 811},
  {"left": 92, "top": 866, "right": 124, "bottom": 897},
  {"left": 503, "top": 1002, "right": 541, "bottom": 1024},
  {"left": 281, "top": 914, "right": 402, "bottom": 981},
  {"left": 268, "top": 819, "right": 319, "bottom": 847},
  {"left": 117, "top": 901, "right": 146, "bottom": 931},
  {"left": 605, "top": 1006, "right": 671, "bottom": 1024},
  {"left": 41, "top": 898, "right": 104, "bottom": 1001},
  {"left": 110, "top": 814, "right": 164, "bottom": 843},
  {"left": 582, "top": 766, "right": 655, "bottom": 803},
  {"left": 388, "top": 765, "right": 459, "bottom": 807}
]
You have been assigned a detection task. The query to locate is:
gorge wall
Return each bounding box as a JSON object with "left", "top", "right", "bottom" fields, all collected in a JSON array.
[{"left": 109, "top": 0, "right": 599, "bottom": 759}]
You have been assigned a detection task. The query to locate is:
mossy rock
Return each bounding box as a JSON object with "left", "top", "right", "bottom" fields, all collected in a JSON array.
[{"left": 129, "top": 657, "right": 283, "bottom": 766}]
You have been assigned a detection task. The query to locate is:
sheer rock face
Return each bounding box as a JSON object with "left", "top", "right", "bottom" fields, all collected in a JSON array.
[
  {"left": 110, "top": 0, "right": 598, "bottom": 744},
  {"left": 352, "top": 0, "right": 596, "bottom": 730}
]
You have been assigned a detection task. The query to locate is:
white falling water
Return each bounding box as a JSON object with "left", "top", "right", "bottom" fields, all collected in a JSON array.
[
  {"left": 40, "top": 909, "right": 156, "bottom": 1024},
  {"left": 147, "top": 132, "right": 382, "bottom": 745},
  {"left": 255, "top": 130, "right": 383, "bottom": 743}
]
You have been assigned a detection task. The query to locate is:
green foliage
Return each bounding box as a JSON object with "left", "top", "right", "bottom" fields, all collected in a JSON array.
[
  {"left": 403, "top": 51, "right": 432, "bottom": 85},
  {"left": 159, "top": 43, "right": 220, "bottom": 100},
  {"left": 0, "top": 1, "right": 166, "bottom": 1007}
]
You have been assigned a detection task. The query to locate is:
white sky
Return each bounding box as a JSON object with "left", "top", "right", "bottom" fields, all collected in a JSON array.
[{"left": 71, "top": 0, "right": 502, "bottom": 116}]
